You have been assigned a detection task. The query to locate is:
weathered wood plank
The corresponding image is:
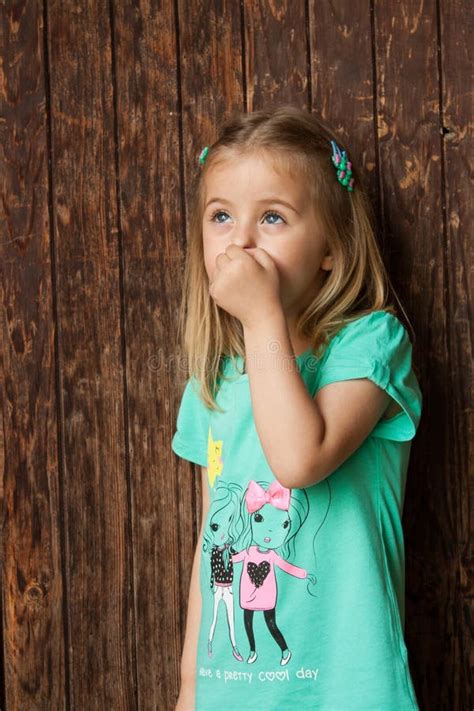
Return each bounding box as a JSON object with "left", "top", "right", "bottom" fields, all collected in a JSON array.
[
  {"left": 373, "top": 3, "right": 448, "bottom": 709},
  {"left": 1, "top": 1, "right": 66, "bottom": 708},
  {"left": 111, "top": 0, "right": 187, "bottom": 707},
  {"left": 308, "top": 2, "right": 378, "bottom": 229},
  {"left": 46, "top": 0, "right": 134, "bottom": 707},
  {"left": 244, "top": 0, "right": 309, "bottom": 110},
  {"left": 438, "top": 1, "right": 473, "bottom": 708}
]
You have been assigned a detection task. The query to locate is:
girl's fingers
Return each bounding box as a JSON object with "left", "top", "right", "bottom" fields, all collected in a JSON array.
[
  {"left": 248, "top": 247, "right": 276, "bottom": 271},
  {"left": 215, "top": 251, "right": 230, "bottom": 268}
]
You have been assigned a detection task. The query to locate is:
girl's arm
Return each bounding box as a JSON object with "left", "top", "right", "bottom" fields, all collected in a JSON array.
[
  {"left": 176, "top": 467, "right": 209, "bottom": 711},
  {"left": 243, "top": 308, "right": 391, "bottom": 489}
]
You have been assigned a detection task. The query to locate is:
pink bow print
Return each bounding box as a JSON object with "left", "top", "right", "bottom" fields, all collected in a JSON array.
[{"left": 245, "top": 479, "right": 291, "bottom": 513}]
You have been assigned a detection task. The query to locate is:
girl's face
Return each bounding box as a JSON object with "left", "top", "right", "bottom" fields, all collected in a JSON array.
[
  {"left": 250, "top": 504, "right": 291, "bottom": 550},
  {"left": 202, "top": 150, "right": 333, "bottom": 320}
]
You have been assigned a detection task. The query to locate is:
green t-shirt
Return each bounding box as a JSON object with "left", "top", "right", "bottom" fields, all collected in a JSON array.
[{"left": 172, "top": 310, "right": 422, "bottom": 711}]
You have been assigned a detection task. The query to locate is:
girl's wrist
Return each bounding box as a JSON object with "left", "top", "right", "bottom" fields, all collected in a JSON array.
[
  {"left": 242, "top": 306, "right": 294, "bottom": 367},
  {"left": 241, "top": 299, "right": 285, "bottom": 334}
]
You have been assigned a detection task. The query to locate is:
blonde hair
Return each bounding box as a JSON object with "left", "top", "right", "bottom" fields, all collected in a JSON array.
[{"left": 177, "top": 105, "right": 410, "bottom": 411}]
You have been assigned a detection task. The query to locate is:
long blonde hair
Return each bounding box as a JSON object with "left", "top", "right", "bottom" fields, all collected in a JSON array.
[{"left": 177, "top": 105, "right": 410, "bottom": 411}]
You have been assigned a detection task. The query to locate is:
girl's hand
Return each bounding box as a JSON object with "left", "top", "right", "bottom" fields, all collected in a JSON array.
[{"left": 209, "top": 244, "right": 282, "bottom": 329}]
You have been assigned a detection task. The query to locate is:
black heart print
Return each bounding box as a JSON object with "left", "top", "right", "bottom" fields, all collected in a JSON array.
[{"left": 247, "top": 561, "right": 270, "bottom": 587}]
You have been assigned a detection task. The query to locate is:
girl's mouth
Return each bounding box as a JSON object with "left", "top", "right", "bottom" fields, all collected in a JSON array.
[{"left": 264, "top": 536, "right": 271, "bottom": 543}]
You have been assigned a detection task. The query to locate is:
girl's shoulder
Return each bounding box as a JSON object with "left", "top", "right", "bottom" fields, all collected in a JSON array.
[
  {"left": 315, "top": 308, "right": 422, "bottom": 442},
  {"left": 330, "top": 309, "right": 408, "bottom": 346},
  {"left": 318, "top": 308, "right": 412, "bottom": 365},
  {"left": 319, "top": 308, "right": 415, "bottom": 374}
]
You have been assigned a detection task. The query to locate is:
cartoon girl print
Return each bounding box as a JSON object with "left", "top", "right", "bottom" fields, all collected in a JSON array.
[
  {"left": 231, "top": 479, "right": 317, "bottom": 666},
  {"left": 202, "top": 481, "right": 244, "bottom": 662}
]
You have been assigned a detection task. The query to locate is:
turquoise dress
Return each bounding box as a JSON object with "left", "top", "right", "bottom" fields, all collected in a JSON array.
[{"left": 172, "top": 310, "right": 422, "bottom": 711}]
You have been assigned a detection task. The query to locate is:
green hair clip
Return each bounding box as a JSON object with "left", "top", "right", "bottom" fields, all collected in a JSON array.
[
  {"left": 330, "top": 140, "right": 355, "bottom": 191},
  {"left": 198, "top": 146, "right": 209, "bottom": 166}
]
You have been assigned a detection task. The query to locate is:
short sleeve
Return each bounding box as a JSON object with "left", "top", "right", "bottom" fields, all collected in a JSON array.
[
  {"left": 171, "top": 376, "right": 210, "bottom": 467},
  {"left": 314, "top": 310, "right": 423, "bottom": 441}
]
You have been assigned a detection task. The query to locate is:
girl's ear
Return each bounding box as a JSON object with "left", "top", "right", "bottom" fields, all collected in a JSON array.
[{"left": 320, "top": 253, "right": 334, "bottom": 271}]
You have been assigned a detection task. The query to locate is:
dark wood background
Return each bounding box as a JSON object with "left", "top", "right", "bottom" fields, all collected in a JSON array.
[{"left": 1, "top": 1, "right": 471, "bottom": 710}]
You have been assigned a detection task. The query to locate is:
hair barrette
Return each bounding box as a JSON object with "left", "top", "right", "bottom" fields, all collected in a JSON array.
[
  {"left": 198, "top": 146, "right": 209, "bottom": 166},
  {"left": 330, "top": 140, "right": 355, "bottom": 192}
]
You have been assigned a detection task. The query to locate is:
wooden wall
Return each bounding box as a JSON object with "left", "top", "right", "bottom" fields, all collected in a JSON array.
[{"left": 1, "top": 1, "right": 471, "bottom": 709}]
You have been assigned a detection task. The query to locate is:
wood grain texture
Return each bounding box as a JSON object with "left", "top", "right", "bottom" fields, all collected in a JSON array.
[
  {"left": 111, "top": 1, "right": 186, "bottom": 707},
  {"left": 308, "top": 2, "right": 378, "bottom": 233},
  {"left": 244, "top": 0, "right": 309, "bottom": 110},
  {"left": 437, "top": 1, "right": 473, "bottom": 708},
  {"left": 1, "top": 1, "right": 471, "bottom": 709},
  {"left": 45, "top": 0, "right": 136, "bottom": 708},
  {"left": 1, "top": 1, "right": 66, "bottom": 708},
  {"left": 372, "top": 4, "right": 447, "bottom": 709}
]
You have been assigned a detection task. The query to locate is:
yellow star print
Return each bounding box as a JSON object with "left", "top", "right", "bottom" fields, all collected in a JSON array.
[{"left": 207, "top": 426, "right": 223, "bottom": 487}]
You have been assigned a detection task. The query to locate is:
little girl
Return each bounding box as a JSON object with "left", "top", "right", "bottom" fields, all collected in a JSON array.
[{"left": 172, "top": 106, "right": 422, "bottom": 711}]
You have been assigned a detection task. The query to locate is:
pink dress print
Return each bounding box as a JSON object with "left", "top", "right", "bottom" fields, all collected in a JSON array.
[{"left": 232, "top": 545, "right": 307, "bottom": 610}]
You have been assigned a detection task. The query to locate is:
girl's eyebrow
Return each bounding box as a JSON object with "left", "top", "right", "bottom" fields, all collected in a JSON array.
[{"left": 205, "top": 196, "right": 301, "bottom": 215}]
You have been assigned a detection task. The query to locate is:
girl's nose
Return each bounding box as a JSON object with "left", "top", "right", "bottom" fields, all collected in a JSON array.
[
  {"left": 233, "top": 236, "right": 256, "bottom": 249},
  {"left": 232, "top": 223, "right": 257, "bottom": 249}
]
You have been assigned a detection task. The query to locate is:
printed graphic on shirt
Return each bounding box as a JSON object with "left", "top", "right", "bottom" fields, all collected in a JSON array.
[
  {"left": 207, "top": 426, "right": 223, "bottom": 487},
  {"left": 231, "top": 480, "right": 317, "bottom": 666},
  {"left": 202, "top": 481, "right": 245, "bottom": 662},
  {"left": 202, "top": 469, "right": 332, "bottom": 667}
]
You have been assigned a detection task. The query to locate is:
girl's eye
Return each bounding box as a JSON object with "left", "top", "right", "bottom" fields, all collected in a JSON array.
[
  {"left": 210, "top": 210, "right": 231, "bottom": 224},
  {"left": 282, "top": 519, "right": 290, "bottom": 529},
  {"left": 209, "top": 210, "right": 286, "bottom": 225},
  {"left": 210, "top": 522, "right": 219, "bottom": 531},
  {"left": 262, "top": 211, "right": 285, "bottom": 225},
  {"left": 254, "top": 513, "right": 264, "bottom": 523}
]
